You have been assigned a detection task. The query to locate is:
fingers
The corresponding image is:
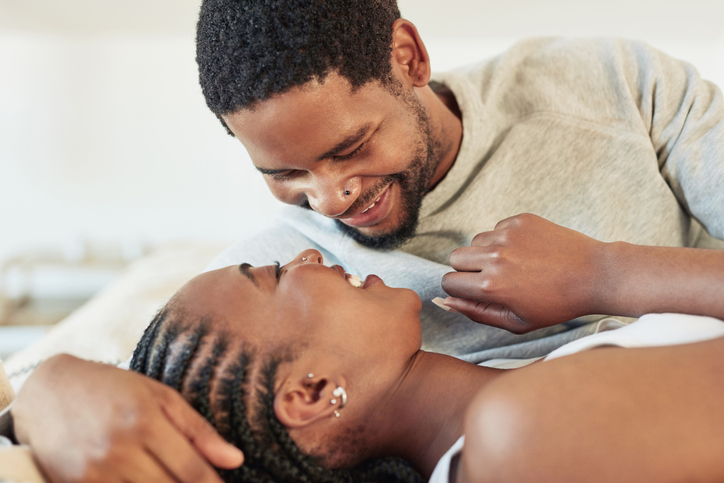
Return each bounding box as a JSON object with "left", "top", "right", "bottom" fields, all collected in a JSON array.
[
  {"left": 144, "top": 417, "right": 226, "bottom": 483},
  {"left": 441, "top": 270, "right": 496, "bottom": 301},
  {"left": 449, "top": 245, "right": 500, "bottom": 272},
  {"left": 441, "top": 296, "right": 532, "bottom": 334},
  {"left": 124, "top": 451, "right": 179, "bottom": 483},
  {"left": 154, "top": 384, "right": 243, "bottom": 470}
]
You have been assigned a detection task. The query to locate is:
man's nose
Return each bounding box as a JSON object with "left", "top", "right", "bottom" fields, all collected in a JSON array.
[{"left": 307, "top": 176, "right": 361, "bottom": 218}]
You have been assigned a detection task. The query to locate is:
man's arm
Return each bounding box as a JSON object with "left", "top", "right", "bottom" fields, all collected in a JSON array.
[
  {"left": 443, "top": 40, "right": 724, "bottom": 332},
  {"left": 441, "top": 214, "right": 724, "bottom": 333},
  {"left": 12, "top": 355, "right": 243, "bottom": 483}
]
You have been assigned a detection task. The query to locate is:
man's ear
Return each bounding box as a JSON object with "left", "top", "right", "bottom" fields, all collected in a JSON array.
[
  {"left": 390, "top": 18, "right": 431, "bottom": 87},
  {"left": 274, "top": 375, "right": 343, "bottom": 429}
]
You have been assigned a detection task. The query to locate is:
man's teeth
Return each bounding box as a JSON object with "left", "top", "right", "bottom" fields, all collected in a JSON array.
[
  {"left": 347, "top": 274, "right": 363, "bottom": 287},
  {"left": 361, "top": 196, "right": 382, "bottom": 214}
]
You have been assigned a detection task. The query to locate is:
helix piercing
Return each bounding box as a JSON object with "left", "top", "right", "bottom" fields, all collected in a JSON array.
[
  {"left": 302, "top": 257, "right": 307, "bottom": 261},
  {"left": 332, "top": 386, "right": 347, "bottom": 409}
]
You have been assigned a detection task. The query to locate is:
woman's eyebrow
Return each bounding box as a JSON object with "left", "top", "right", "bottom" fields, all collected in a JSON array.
[{"left": 238, "top": 263, "right": 259, "bottom": 287}]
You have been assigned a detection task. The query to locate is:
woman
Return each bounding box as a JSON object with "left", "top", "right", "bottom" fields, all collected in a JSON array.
[{"left": 129, "top": 248, "right": 724, "bottom": 482}]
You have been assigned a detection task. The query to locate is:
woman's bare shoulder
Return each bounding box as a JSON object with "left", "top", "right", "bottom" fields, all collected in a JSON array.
[{"left": 458, "top": 337, "right": 724, "bottom": 483}]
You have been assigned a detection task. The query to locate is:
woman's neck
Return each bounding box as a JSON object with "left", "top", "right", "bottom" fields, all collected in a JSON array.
[{"left": 368, "top": 350, "right": 505, "bottom": 478}]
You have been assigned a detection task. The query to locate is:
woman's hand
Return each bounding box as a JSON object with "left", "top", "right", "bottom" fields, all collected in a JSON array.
[
  {"left": 12, "top": 354, "right": 243, "bottom": 483},
  {"left": 441, "top": 214, "right": 606, "bottom": 333}
]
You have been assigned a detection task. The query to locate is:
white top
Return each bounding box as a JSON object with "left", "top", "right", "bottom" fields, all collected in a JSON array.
[{"left": 428, "top": 313, "right": 724, "bottom": 483}]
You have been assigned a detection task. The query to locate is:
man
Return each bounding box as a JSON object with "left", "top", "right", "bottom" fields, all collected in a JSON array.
[{"left": 6, "top": 0, "right": 724, "bottom": 481}]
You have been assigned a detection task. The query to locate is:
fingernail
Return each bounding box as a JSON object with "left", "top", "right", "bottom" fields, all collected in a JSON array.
[{"left": 431, "top": 297, "right": 452, "bottom": 312}]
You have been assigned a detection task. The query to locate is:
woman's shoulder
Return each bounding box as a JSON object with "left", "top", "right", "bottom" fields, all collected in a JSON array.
[{"left": 459, "top": 321, "right": 724, "bottom": 482}]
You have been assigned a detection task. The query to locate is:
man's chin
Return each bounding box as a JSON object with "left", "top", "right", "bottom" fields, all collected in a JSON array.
[{"left": 334, "top": 218, "right": 418, "bottom": 250}]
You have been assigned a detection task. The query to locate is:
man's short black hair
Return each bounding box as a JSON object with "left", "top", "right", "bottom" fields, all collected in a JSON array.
[{"left": 196, "top": 0, "right": 401, "bottom": 121}]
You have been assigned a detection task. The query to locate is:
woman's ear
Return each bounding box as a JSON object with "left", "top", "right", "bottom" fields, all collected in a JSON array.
[
  {"left": 274, "top": 375, "right": 344, "bottom": 428},
  {"left": 390, "top": 18, "right": 431, "bottom": 87}
]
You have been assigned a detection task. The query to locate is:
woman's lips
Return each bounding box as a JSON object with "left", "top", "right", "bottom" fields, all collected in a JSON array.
[
  {"left": 340, "top": 184, "right": 393, "bottom": 228},
  {"left": 362, "top": 274, "right": 382, "bottom": 289},
  {"left": 332, "top": 264, "right": 382, "bottom": 289}
]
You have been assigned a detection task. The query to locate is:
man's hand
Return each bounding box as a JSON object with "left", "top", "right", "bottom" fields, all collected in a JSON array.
[
  {"left": 12, "top": 354, "right": 243, "bottom": 483},
  {"left": 441, "top": 213, "right": 605, "bottom": 333}
]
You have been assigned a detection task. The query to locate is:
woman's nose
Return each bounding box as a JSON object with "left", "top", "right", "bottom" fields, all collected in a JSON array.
[{"left": 294, "top": 249, "right": 323, "bottom": 265}]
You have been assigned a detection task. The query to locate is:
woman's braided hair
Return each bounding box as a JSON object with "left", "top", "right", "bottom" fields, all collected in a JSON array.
[{"left": 130, "top": 307, "right": 424, "bottom": 483}]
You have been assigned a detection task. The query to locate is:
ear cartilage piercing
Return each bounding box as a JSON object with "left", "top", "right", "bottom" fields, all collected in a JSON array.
[
  {"left": 330, "top": 399, "right": 337, "bottom": 405},
  {"left": 307, "top": 373, "right": 314, "bottom": 378},
  {"left": 344, "top": 190, "right": 351, "bottom": 196},
  {"left": 334, "top": 410, "right": 341, "bottom": 418},
  {"left": 302, "top": 257, "right": 307, "bottom": 261},
  {"left": 431, "top": 297, "right": 452, "bottom": 312},
  {"left": 332, "top": 386, "right": 347, "bottom": 408}
]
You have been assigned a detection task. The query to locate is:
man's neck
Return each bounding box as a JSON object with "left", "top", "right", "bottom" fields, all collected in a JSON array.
[
  {"left": 423, "top": 82, "right": 463, "bottom": 190},
  {"left": 368, "top": 351, "right": 504, "bottom": 478}
]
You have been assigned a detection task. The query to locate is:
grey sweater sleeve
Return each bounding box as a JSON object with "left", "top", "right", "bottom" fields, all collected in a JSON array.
[{"left": 632, "top": 41, "right": 724, "bottom": 239}]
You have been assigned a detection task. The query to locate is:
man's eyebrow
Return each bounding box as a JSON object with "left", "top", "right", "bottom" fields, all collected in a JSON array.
[{"left": 238, "top": 263, "right": 259, "bottom": 287}]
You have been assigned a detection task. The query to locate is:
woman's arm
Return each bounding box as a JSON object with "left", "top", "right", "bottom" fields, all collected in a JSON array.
[{"left": 459, "top": 336, "right": 724, "bottom": 482}]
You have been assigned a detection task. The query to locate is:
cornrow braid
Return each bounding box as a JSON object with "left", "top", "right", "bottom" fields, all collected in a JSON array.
[{"left": 131, "top": 307, "right": 424, "bottom": 483}]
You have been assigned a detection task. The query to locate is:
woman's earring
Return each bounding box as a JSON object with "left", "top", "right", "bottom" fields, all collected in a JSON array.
[
  {"left": 331, "top": 386, "right": 347, "bottom": 408},
  {"left": 302, "top": 257, "right": 307, "bottom": 262}
]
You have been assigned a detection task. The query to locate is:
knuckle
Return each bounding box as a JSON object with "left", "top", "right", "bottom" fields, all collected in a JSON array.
[
  {"left": 471, "top": 232, "right": 487, "bottom": 245},
  {"left": 478, "top": 277, "right": 494, "bottom": 294}
]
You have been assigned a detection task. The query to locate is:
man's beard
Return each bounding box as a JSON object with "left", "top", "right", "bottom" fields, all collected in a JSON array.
[{"left": 334, "top": 98, "right": 443, "bottom": 250}]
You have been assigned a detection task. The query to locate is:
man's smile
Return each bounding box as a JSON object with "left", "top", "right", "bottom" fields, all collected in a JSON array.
[{"left": 340, "top": 183, "right": 395, "bottom": 228}]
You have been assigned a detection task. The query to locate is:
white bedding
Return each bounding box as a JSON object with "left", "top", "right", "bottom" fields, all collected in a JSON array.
[{"left": 2, "top": 240, "right": 229, "bottom": 392}]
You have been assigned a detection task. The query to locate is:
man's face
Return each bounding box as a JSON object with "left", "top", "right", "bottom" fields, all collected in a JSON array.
[{"left": 222, "top": 73, "right": 444, "bottom": 249}]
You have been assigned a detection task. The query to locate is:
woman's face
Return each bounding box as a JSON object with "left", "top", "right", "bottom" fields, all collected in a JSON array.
[{"left": 177, "top": 248, "right": 423, "bottom": 373}]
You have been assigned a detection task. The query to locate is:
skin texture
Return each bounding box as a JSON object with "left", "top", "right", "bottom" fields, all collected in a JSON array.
[
  {"left": 12, "top": 354, "right": 243, "bottom": 483},
  {"left": 440, "top": 214, "right": 724, "bottom": 333},
  {"left": 460, "top": 337, "right": 724, "bottom": 483}
]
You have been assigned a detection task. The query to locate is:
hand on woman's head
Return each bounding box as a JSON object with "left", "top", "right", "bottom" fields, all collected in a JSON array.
[{"left": 129, "top": 249, "right": 425, "bottom": 482}]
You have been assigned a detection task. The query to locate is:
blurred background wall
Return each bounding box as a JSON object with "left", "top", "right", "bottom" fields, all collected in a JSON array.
[{"left": 0, "top": 0, "right": 723, "bottom": 326}]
